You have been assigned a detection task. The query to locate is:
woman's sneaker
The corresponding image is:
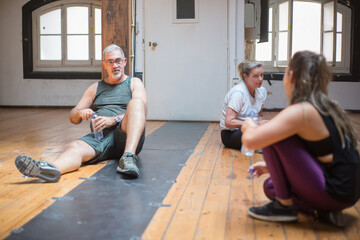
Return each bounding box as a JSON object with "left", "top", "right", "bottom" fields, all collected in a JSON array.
[
  {"left": 317, "top": 210, "right": 346, "bottom": 227},
  {"left": 15, "top": 155, "right": 61, "bottom": 183},
  {"left": 248, "top": 199, "right": 298, "bottom": 222},
  {"left": 117, "top": 152, "right": 139, "bottom": 178}
]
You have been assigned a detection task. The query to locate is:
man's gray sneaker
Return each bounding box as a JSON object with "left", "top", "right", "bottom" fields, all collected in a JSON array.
[
  {"left": 117, "top": 152, "right": 140, "bottom": 178},
  {"left": 15, "top": 155, "right": 61, "bottom": 183}
]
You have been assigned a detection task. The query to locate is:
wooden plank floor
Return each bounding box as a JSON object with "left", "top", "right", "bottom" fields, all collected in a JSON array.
[
  {"left": 0, "top": 108, "right": 359, "bottom": 239},
  {"left": 0, "top": 108, "right": 165, "bottom": 239},
  {"left": 142, "top": 111, "right": 360, "bottom": 240}
]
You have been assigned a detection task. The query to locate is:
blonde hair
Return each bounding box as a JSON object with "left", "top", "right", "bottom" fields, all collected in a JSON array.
[
  {"left": 238, "top": 60, "right": 262, "bottom": 81},
  {"left": 288, "top": 51, "right": 359, "bottom": 149}
]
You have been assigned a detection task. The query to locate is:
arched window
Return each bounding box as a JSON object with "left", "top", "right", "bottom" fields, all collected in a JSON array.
[{"left": 23, "top": 0, "right": 101, "bottom": 79}]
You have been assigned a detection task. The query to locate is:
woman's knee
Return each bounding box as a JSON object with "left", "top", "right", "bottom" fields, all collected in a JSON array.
[
  {"left": 263, "top": 178, "right": 276, "bottom": 200},
  {"left": 263, "top": 135, "right": 304, "bottom": 156}
]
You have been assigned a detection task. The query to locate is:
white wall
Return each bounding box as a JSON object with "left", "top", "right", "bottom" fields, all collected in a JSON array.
[
  {"left": 0, "top": 0, "right": 99, "bottom": 106},
  {"left": 0, "top": 0, "right": 359, "bottom": 110}
]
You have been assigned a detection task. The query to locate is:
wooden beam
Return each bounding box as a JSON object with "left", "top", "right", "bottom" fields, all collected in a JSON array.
[{"left": 101, "top": 0, "right": 133, "bottom": 78}]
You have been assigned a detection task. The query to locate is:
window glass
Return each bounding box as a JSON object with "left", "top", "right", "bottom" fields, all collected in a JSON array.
[
  {"left": 176, "top": 0, "right": 195, "bottom": 19},
  {"left": 256, "top": 33, "right": 272, "bottom": 61},
  {"left": 336, "top": 12, "right": 342, "bottom": 62},
  {"left": 336, "top": 33, "right": 341, "bottom": 61},
  {"left": 324, "top": 2, "right": 334, "bottom": 31},
  {"left": 323, "top": 1, "right": 334, "bottom": 63},
  {"left": 66, "top": 6, "right": 89, "bottom": 60},
  {"left": 40, "top": 9, "right": 61, "bottom": 34},
  {"left": 40, "top": 36, "right": 62, "bottom": 60},
  {"left": 279, "top": 2, "right": 288, "bottom": 31},
  {"left": 67, "top": 36, "right": 89, "bottom": 60},
  {"left": 337, "top": 12, "right": 342, "bottom": 32},
  {"left": 95, "top": 8, "right": 101, "bottom": 34},
  {"left": 67, "top": 7, "right": 89, "bottom": 34},
  {"left": 323, "top": 32, "right": 333, "bottom": 62},
  {"left": 292, "top": 1, "right": 320, "bottom": 54},
  {"left": 278, "top": 1, "right": 288, "bottom": 62},
  {"left": 256, "top": 8, "right": 272, "bottom": 62},
  {"left": 95, "top": 8, "right": 102, "bottom": 60},
  {"left": 95, "top": 35, "right": 102, "bottom": 60},
  {"left": 269, "top": 7, "right": 272, "bottom": 31},
  {"left": 40, "top": 9, "right": 62, "bottom": 60},
  {"left": 278, "top": 32, "right": 288, "bottom": 61}
]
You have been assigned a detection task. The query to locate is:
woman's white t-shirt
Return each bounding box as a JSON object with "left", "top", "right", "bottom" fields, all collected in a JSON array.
[{"left": 220, "top": 81, "right": 267, "bottom": 129}]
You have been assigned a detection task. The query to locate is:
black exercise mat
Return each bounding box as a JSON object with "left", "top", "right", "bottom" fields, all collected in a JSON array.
[{"left": 6, "top": 122, "right": 209, "bottom": 240}]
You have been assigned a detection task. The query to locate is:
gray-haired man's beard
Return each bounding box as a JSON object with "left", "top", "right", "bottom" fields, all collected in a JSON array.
[{"left": 112, "top": 70, "right": 122, "bottom": 80}]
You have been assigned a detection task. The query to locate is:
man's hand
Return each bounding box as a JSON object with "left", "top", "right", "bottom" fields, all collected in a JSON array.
[
  {"left": 92, "top": 116, "right": 118, "bottom": 131},
  {"left": 79, "top": 108, "right": 94, "bottom": 121}
]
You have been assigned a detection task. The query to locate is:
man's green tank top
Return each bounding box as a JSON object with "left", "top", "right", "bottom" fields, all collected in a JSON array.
[{"left": 91, "top": 76, "right": 132, "bottom": 117}]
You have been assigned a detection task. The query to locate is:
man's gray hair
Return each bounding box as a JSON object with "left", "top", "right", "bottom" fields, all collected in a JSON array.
[{"left": 103, "top": 44, "right": 125, "bottom": 59}]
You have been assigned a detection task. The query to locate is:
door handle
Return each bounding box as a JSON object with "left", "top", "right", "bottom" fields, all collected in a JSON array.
[{"left": 149, "top": 42, "right": 158, "bottom": 47}]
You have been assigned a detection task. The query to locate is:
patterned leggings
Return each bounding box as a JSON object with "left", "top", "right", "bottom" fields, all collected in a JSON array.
[{"left": 262, "top": 135, "right": 350, "bottom": 213}]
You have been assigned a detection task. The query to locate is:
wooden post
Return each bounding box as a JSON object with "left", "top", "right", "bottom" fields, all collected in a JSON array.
[{"left": 101, "top": 0, "right": 133, "bottom": 79}]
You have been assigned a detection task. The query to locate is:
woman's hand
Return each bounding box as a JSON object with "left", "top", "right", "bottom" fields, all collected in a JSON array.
[
  {"left": 241, "top": 118, "right": 258, "bottom": 133},
  {"left": 259, "top": 119, "right": 269, "bottom": 125},
  {"left": 248, "top": 161, "right": 268, "bottom": 177}
]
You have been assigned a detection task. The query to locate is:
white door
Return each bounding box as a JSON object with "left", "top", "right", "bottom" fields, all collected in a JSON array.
[{"left": 144, "top": 0, "right": 228, "bottom": 121}]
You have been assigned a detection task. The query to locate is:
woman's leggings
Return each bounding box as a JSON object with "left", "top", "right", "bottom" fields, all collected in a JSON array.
[
  {"left": 262, "top": 135, "right": 350, "bottom": 213},
  {"left": 221, "top": 129, "right": 242, "bottom": 149}
]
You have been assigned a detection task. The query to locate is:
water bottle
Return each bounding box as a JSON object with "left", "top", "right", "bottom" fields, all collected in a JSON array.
[
  {"left": 92, "top": 112, "right": 103, "bottom": 140},
  {"left": 241, "top": 113, "right": 259, "bottom": 156},
  {"left": 241, "top": 145, "right": 254, "bottom": 156}
]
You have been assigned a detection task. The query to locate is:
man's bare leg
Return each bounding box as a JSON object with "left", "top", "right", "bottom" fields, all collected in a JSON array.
[
  {"left": 52, "top": 140, "right": 97, "bottom": 174},
  {"left": 15, "top": 140, "right": 96, "bottom": 182},
  {"left": 120, "top": 98, "right": 146, "bottom": 154},
  {"left": 116, "top": 98, "right": 146, "bottom": 178}
]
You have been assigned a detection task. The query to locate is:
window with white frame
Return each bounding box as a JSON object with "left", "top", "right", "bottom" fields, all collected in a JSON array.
[
  {"left": 256, "top": 0, "right": 351, "bottom": 74},
  {"left": 173, "top": 0, "right": 199, "bottom": 23},
  {"left": 32, "top": 0, "right": 101, "bottom": 72}
]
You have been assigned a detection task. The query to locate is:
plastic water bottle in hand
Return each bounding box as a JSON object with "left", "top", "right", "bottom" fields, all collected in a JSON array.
[
  {"left": 241, "top": 113, "right": 259, "bottom": 156},
  {"left": 92, "top": 112, "right": 103, "bottom": 140}
]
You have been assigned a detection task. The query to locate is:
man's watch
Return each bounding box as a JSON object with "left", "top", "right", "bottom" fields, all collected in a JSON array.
[{"left": 115, "top": 115, "right": 122, "bottom": 123}]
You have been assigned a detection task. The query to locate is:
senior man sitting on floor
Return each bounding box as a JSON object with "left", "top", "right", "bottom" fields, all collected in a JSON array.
[{"left": 15, "top": 44, "right": 147, "bottom": 182}]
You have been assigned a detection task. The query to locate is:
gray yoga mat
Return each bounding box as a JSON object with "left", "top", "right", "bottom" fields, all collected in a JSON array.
[{"left": 7, "top": 121, "right": 209, "bottom": 240}]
